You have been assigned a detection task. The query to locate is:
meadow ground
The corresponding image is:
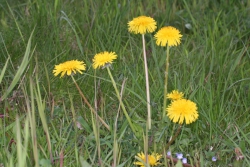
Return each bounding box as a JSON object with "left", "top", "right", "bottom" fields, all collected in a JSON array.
[{"left": 0, "top": 0, "right": 250, "bottom": 166}]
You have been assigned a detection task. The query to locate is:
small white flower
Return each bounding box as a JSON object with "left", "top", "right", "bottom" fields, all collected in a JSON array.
[
  {"left": 167, "top": 151, "right": 171, "bottom": 156},
  {"left": 176, "top": 153, "right": 183, "bottom": 159},
  {"left": 182, "top": 158, "right": 187, "bottom": 163}
]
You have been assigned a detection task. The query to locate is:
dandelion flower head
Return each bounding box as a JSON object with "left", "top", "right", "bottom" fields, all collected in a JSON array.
[
  {"left": 92, "top": 51, "right": 117, "bottom": 69},
  {"left": 134, "top": 152, "right": 162, "bottom": 167},
  {"left": 167, "top": 90, "right": 184, "bottom": 101},
  {"left": 166, "top": 99, "right": 198, "bottom": 124},
  {"left": 155, "top": 26, "right": 182, "bottom": 47},
  {"left": 53, "top": 60, "right": 86, "bottom": 78},
  {"left": 128, "top": 16, "right": 157, "bottom": 34}
]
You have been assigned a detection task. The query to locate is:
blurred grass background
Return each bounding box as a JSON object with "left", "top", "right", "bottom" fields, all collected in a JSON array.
[{"left": 0, "top": 0, "right": 250, "bottom": 166}]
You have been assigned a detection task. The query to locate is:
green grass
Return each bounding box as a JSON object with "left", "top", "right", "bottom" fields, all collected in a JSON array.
[{"left": 0, "top": 0, "right": 250, "bottom": 166}]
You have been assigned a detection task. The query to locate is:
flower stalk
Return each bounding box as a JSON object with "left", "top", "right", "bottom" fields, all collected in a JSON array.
[
  {"left": 165, "top": 124, "right": 182, "bottom": 151},
  {"left": 106, "top": 67, "right": 137, "bottom": 134},
  {"left": 142, "top": 34, "right": 151, "bottom": 129},
  {"left": 163, "top": 45, "right": 170, "bottom": 117},
  {"left": 71, "top": 75, "right": 110, "bottom": 131},
  {"left": 128, "top": 16, "right": 157, "bottom": 129},
  {"left": 154, "top": 26, "right": 182, "bottom": 118}
]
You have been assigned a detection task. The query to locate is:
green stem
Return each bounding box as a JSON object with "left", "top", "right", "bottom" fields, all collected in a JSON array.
[
  {"left": 142, "top": 34, "right": 151, "bottom": 130},
  {"left": 93, "top": 71, "right": 102, "bottom": 167},
  {"left": 165, "top": 124, "right": 182, "bottom": 151},
  {"left": 71, "top": 75, "right": 110, "bottom": 131},
  {"left": 106, "top": 67, "right": 136, "bottom": 134},
  {"left": 163, "top": 45, "right": 170, "bottom": 117}
]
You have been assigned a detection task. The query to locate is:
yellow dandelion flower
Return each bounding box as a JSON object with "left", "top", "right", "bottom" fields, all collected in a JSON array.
[
  {"left": 167, "top": 90, "right": 184, "bottom": 101},
  {"left": 166, "top": 99, "right": 198, "bottom": 124},
  {"left": 128, "top": 16, "right": 157, "bottom": 34},
  {"left": 53, "top": 60, "right": 86, "bottom": 78},
  {"left": 155, "top": 26, "right": 182, "bottom": 47},
  {"left": 134, "top": 152, "right": 162, "bottom": 167},
  {"left": 92, "top": 51, "right": 117, "bottom": 69}
]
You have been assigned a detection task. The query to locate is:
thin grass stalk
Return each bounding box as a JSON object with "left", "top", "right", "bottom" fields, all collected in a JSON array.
[
  {"left": 16, "top": 115, "right": 29, "bottom": 167},
  {"left": 60, "top": 11, "right": 84, "bottom": 55},
  {"left": 7, "top": 3, "right": 25, "bottom": 43},
  {"left": 113, "top": 78, "right": 126, "bottom": 166},
  {"left": 142, "top": 34, "right": 151, "bottom": 130},
  {"left": 106, "top": 67, "right": 137, "bottom": 134},
  {"left": 113, "top": 98, "right": 119, "bottom": 167},
  {"left": 75, "top": 144, "right": 79, "bottom": 166},
  {"left": 69, "top": 93, "right": 77, "bottom": 127},
  {"left": 34, "top": 76, "right": 54, "bottom": 163},
  {"left": 91, "top": 109, "right": 103, "bottom": 167},
  {"left": 42, "top": 62, "right": 54, "bottom": 118},
  {"left": 16, "top": 116, "right": 22, "bottom": 166},
  {"left": 69, "top": 98, "right": 84, "bottom": 165},
  {"left": 24, "top": 79, "right": 39, "bottom": 167},
  {"left": 33, "top": 58, "right": 53, "bottom": 163},
  {"left": 23, "top": 119, "right": 30, "bottom": 166},
  {"left": 165, "top": 124, "right": 182, "bottom": 151},
  {"left": 0, "top": 58, "right": 9, "bottom": 85},
  {"left": 163, "top": 45, "right": 170, "bottom": 117},
  {"left": 71, "top": 75, "right": 110, "bottom": 131},
  {"left": 112, "top": 139, "right": 119, "bottom": 167},
  {"left": 54, "top": 0, "right": 60, "bottom": 12},
  {"left": 162, "top": 148, "right": 168, "bottom": 167}
]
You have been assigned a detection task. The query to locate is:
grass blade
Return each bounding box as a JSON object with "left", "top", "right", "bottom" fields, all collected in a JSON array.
[
  {"left": 0, "top": 58, "right": 9, "bottom": 84},
  {"left": 1, "top": 29, "right": 35, "bottom": 101}
]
